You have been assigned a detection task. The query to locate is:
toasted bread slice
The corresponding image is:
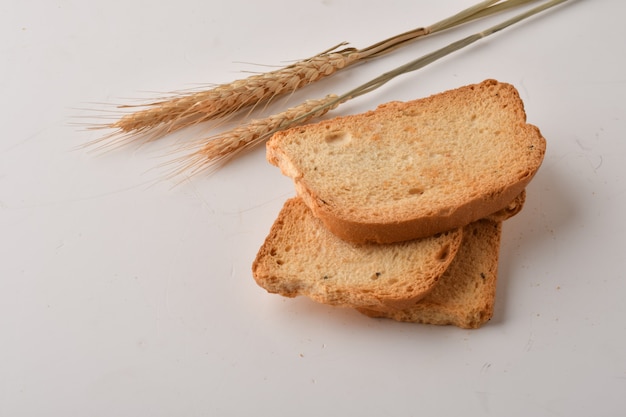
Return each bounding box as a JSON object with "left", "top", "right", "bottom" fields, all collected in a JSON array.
[
  {"left": 252, "top": 197, "right": 463, "bottom": 310},
  {"left": 267, "top": 79, "right": 545, "bottom": 243},
  {"left": 357, "top": 219, "right": 503, "bottom": 329}
]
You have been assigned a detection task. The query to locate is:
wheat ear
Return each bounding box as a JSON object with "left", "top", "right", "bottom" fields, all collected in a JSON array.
[
  {"left": 111, "top": 50, "right": 359, "bottom": 136},
  {"left": 98, "top": 0, "right": 538, "bottom": 142},
  {"left": 174, "top": 0, "right": 569, "bottom": 177}
]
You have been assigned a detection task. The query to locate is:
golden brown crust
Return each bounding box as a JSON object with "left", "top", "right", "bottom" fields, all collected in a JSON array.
[
  {"left": 303, "top": 182, "right": 525, "bottom": 244},
  {"left": 486, "top": 188, "right": 526, "bottom": 222}
]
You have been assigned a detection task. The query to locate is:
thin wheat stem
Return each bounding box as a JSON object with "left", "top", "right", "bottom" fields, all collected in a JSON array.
[
  {"left": 97, "top": 0, "right": 540, "bottom": 142},
  {"left": 270, "top": 0, "right": 571, "bottom": 131},
  {"left": 428, "top": 0, "right": 539, "bottom": 33}
]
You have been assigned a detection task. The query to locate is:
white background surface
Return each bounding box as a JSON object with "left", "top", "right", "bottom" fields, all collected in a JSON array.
[{"left": 2, "top": 1, "right": 625, "bottom": 416}]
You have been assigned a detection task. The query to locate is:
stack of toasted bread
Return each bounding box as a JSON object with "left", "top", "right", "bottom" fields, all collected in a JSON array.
[{"left": 252, "top": 79, "right": 546, "bottom": 329}]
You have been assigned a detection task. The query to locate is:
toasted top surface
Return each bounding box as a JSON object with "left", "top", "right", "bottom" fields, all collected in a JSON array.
[
  {"left": 267, "top": 80, "right": 545, "bottom": 243},
  {"left": 252, "top": 197, "right": 462, "bottom": 309}
]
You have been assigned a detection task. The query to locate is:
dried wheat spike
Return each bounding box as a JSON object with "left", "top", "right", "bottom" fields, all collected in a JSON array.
[{"left": 113, "top": 52, "right": 359, "bottom": 136}]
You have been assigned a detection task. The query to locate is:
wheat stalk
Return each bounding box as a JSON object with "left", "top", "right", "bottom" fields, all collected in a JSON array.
[
  {"left": 297, "top": 0, "right": 572, "bottom": 116},
  {"left": 174, "top": 0, "right": 570, "bottom": 177},
  {"left": 95, "top": 0, "right": 538, "bottom": 143}
]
